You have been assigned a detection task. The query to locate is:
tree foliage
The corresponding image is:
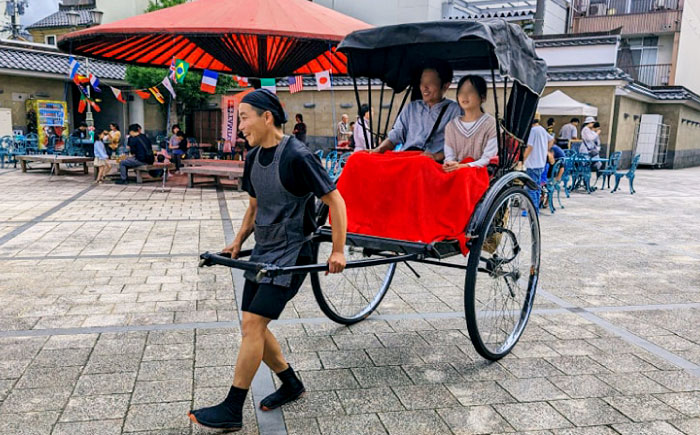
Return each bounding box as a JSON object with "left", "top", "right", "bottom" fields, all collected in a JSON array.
[{"left": 146, "top": 0, "right": 187, "bottom": 13}]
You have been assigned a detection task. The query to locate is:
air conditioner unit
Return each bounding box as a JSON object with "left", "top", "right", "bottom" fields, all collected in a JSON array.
[{"left": 589, "top": 3, "right": 608, "bottom": 15}]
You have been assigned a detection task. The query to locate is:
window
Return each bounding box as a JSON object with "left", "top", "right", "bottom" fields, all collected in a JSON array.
[
  {"left": 45, "top": 35, "right": 56, "bottom": 46},
  {"left": 627, "top": 36, "right": 659, "bottom": 66}
]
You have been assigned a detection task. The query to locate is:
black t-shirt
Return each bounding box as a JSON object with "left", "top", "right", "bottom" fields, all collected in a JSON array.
[
  {"left": 128, "top": 134, "right": 153, "bottom": 164},
  {"left": 242, "top": 137, "right": 335, "bottom": 235}
]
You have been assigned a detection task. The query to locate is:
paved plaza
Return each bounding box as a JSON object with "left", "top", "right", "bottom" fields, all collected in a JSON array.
[{"left": 0, "top": 164, "right": 699, "bottom": 435}]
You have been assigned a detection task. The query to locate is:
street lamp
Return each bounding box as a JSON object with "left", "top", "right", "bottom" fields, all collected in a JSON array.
[
  {"left": 66, "top": 11, "right": 80, "bottom": 27},
  {"left": 89, "top": 10, "right": 103, "bottom": 26}
]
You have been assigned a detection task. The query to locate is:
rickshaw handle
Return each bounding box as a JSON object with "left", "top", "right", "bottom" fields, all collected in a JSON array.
[{"left": 199, "top": 251, "right": 420, "bottom": 281}]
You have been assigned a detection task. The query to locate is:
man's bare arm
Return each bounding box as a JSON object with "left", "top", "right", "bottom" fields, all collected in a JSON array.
[
  {"left": 320, "top": 190, "right": 347, "bottom": 273},
  {"left": 223, "top": 196, "right": 257, "bottom": 257}
]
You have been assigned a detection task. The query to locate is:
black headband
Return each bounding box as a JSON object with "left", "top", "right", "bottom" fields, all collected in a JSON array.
[{"left": 241, "top": 89, "right": 287, "bottom": 125}]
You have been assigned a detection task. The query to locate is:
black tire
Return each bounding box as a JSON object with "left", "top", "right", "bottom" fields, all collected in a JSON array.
[
  {"left": 310, "top": 237, "right": 396, "bottom": 325},
  {"left": 465, "top": 186, "right": 540, "bottom": 360}
]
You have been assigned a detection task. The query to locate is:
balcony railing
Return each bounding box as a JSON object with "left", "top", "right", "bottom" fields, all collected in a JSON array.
[
  {"left": 573, "top": 0, "right": 680, "bottom": 17},
  {"left": 619, "top": 63, "right": 672, "bottom": 86}
]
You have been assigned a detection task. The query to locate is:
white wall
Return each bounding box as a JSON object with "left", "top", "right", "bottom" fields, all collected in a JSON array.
[
  {"left": 537, "top": 43, "right": 619, "bottom": 67},
  {"left": 543, "top": 0, "right": 569, "bottom": 35},
  {"left": 128, "top": 97, "right": 144, "bottom": 131},
  {"left": 656, "top": 34, "right": 674, "bottom": 65},
  {"left": 0, "top": 0, "right": 13, "bottom": 39},
  {"left": 96, "top": 0, "right": 150, "bottom": 24},
  {"left": 313, "top": 0, "right": 443, "bottom": 26},
  {"left": 675, "top": 0, "right": 700, "bottom": 95}
]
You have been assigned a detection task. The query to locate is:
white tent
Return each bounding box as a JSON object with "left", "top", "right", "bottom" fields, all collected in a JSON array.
[{"left": 537, "top": 90, "right": 598, "bottom": 116}]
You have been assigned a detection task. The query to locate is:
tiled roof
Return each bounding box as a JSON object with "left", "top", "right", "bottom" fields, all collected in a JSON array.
[
  {"left": 0, "top": 43, "right": 126, "bottom": 80},
  {"left": 445, "top": 10, "right": 534, "bottom": 20},
  {"left": 546, "top": 66, "right": 631, "bottom": 82},
  {"left": 535, "top": 35, "right": 620, "bottom": 47},
  {"left": 626, "top": 83, "right": 700, "bottom": 104},
  {"left": 26, "top": 10, "right": 96, "bottom": 30}
]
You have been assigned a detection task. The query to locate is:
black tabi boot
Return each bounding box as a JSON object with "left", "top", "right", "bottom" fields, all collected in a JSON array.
[
  {"left": 260, "top": 365, "right": 305, "bottom": 411},
  {"left": 188, "top": 385, "right": 247, "bottom": 430}
]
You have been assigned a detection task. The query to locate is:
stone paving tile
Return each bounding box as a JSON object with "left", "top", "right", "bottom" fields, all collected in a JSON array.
[
  {"left": 612, "top": 420, "right": 686, "bottom": 434},
  {"left": 317, "top": 413, "right": 388, "bottom": 435},
  {"left": 60, "top": 394, "right": 131, "bottom": 422},
  {"left": 604, "top": 394, "right": 686, "bottom": 422},
  {"left": 0, "top": 410, "right": 59, "bottom": 435},
  {"left": 52, "top": 420, "right": 123, "bottom": 435},
  {"left": 0, "top": 387, "right": 71, "bottom": 414},
  {"left": 335, "top": 387, "right": 404, "bottom": 414},
  {"left": 437, "top": 405, "right": 514, "bottom": 434},
  {"left": 298, "top": 369, "right": 359, "bottom": 391},
  {"left": 549, "top": 375, "right": 619, "bottom": 399},
  {"left": 122, "top": 401, "right": 192, "bottom": 432},
  {"left": 392, "top": 384, "right": 459, "bottom": 410},
  {"left": 377, "top": 410, "right": 451, "bottom": 435},
  {"left": 350, "top": 366, "right": 413, "bottom": 388},
  {"left": 281, "top": 391, "right": 345, "bottom": 419},
  {"left": 670, "top": 418, "right": 700, "bottom": 434},
  {"left": 73, "top": 372, "right": 137, "bottom": 396},
  {"left": 494, "top": 401, "right": 573, "bottom": 431},
  {"left": 498, "top": 377, "right": 569, "bottom": 402},
  {"left": 549, "top": 398, "right": 629, "bottom": 426},
  {"left": 655, "top": 391, "right": 700, "bottom": 417}
]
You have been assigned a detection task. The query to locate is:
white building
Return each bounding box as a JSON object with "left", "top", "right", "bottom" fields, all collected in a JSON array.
[{"left": 313, "top": 0, "right": 570, "bottom": 34}]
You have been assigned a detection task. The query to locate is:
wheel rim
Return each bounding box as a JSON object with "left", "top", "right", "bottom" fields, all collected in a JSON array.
[
  {"left": 472, "top": 190, "right": 539, "bottom": 356},
  {"left": 312, "top": 241, "right": 395, "bottom": 322}
]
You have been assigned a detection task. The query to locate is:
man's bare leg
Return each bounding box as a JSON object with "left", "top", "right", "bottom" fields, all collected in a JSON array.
[
  {"left": 258, "top": 328, "right": 305, "bottom": 411},
  {"left": 188, "top": 312, "right": 270, "bottom": 430},
  {"left": 262, "top": 328, "right": 289, "bottom": 374},
  {"left": 233, "top": 312, "right": 271, "bottom": 388}
]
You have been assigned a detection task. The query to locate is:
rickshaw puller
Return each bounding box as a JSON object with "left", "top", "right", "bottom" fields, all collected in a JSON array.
[{"left": 188, "top": 89, "right": 348, "bottom": 431}]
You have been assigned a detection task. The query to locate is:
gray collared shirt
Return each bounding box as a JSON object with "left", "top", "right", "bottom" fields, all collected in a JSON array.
[{"left": 387, "top": 98, "right": 462, "bottom": 154}]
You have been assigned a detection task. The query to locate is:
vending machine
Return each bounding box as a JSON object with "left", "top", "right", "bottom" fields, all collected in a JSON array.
[{"left": 25, "top": 99, "right": 68, "bottom": 150}]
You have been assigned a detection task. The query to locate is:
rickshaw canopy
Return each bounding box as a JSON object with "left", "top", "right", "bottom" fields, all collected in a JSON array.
[
  {"left": 338, "top": 19, "right": 547, "bottom": 96},
  {"left": 338, "top": 19, "right": 547, "bottom": 142}
]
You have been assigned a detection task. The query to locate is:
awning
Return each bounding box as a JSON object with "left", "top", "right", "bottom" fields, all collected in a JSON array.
[
  {"left": 58, "top": 0, "right": 370, "bottom": 77},
  {"left": 537, "top": 90, "right": 598, "bottom": 116}
]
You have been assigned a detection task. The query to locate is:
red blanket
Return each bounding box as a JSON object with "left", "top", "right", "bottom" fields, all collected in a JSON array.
[{"left": 335, "top": 152, "right": 490, "bottom": 254}]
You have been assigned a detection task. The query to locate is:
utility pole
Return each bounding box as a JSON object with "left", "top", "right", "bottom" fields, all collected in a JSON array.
[{"left": 5, "top": 0, "right": 28, "bottom": 40}]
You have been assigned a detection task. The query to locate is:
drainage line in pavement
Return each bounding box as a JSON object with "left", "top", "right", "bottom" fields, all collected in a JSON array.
[
  {"left": 0, "top": 185, "right": 95, "bottom": 247},
  {"left": 216, "top": 187, "right": 289, "bottom": 435},
  {"left": 538, "top": 289, "right": 700, "bottom": 379}
]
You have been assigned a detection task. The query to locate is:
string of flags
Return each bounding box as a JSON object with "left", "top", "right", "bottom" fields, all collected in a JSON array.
[{"left": 66, "top": 56, "right": 335, "bottom": 108}]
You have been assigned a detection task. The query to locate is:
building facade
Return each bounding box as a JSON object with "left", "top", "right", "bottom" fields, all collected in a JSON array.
[
  {"left": 571, "top": 0, "right": 700, "bottom": 95},
  {"left": 0, "top": 40, "right": 164, "bottom": 140},
  {"left": 25, "top": 0, "right": 151, "bottom": 46}
]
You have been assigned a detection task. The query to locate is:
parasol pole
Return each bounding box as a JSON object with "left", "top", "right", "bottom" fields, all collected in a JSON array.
[{"left": 328, "top": 43, "right": 337, "bottom": 148}]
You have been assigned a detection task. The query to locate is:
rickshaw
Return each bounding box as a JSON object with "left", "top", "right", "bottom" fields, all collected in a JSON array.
[{"left": 200, "top": 19, "right": 547, "bottom": 361}]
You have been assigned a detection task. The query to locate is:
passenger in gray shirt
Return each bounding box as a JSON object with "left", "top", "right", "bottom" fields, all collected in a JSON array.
[{"left": 371, "top": 59, "right": 461, "bottom": 162}]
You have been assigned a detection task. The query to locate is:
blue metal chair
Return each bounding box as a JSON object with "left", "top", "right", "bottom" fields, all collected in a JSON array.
[
  {"left": 595, "top": 151, "right": 621, "bottom": 190},
  {"left": 0, "top": 136, "right": 12, "bottom": 168},
  {"left": 324, "top": 150, "right": 339, "bottom": 173},
  {"left": 611, "top": 154, "right": 641, "bottom": 194},
  {"left": 25, "top": 133, "right": 39, "bottom": 154},
  {"left": 543, "top": 159, "right": 565, "bottom": 214}
]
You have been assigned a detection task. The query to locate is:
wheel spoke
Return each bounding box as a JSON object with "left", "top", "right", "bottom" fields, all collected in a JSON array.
[{"left": 468, "top": 189, "right": 539, "bottom": 359}]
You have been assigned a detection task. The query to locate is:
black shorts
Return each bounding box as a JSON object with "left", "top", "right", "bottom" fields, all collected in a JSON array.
[{"left": 241, "top": 243, "right": 313, "bottom": 320}]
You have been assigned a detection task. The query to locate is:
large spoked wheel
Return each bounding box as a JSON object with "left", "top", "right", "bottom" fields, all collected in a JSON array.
[
  {"left": 310, "top": 203, "right": 395, "bottom": 325},
  {"left": 465, "top": 185, "right": 540, "bottom": 360}
]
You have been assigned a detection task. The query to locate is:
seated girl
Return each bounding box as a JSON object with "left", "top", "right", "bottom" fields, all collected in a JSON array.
[{"left": 442, "top": 75, "right": 498, "bottom": 172}]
